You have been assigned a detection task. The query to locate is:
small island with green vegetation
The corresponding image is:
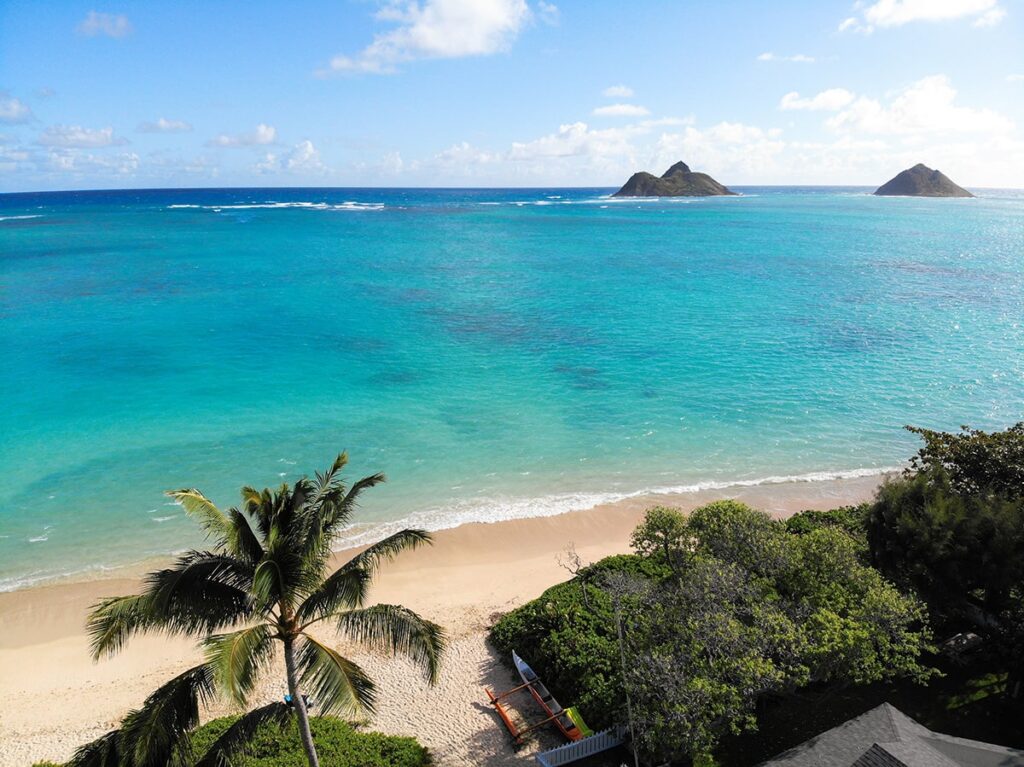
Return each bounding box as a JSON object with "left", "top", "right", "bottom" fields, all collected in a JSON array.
[
  {"left": 612, "top": 161, "right": 736, "bottom": 197},
  {"left": 874, "top": 164, "right": 974, "bottom": 197}
]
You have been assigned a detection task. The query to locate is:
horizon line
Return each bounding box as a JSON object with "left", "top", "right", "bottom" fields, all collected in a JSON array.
[{"left": 4, "top": 183, "right": 1022, "bottom": 197}]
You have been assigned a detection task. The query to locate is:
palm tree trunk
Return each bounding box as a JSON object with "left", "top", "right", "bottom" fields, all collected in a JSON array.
[{"left": 283, "top": 636, "right": 320, "bottom": 767}]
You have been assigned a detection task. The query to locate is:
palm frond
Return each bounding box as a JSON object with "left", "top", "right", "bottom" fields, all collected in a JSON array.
[
  {"left": 334, "top": 604, "right": 446, "bottom": 684},
  {"left": 340, "top": 529, "right": 431, "bottom": 577},
  {"left": 143, "top": 551, "right": 255, "bottom": 631},
  {"left": 297, "top": 633, "right": 376, "bottom": 715},
  {"left": 296, "top": 565, "right": 372, "bottom": 623},
  {"left": 324, "top": 472, "right": 386, "bottom": 532},
  {"left": 66, "top": 730, "right": 122, "bottom": 767},
  {"left": 227, "top": 507, "right": 265, "bottom": 565},
  {"left": 166, "top": 488, "right": 231, "bottom": 545},
  {"left": 119, "top": 663, "right": 217, "bottom": 767},
  {"left": 204, "top": 625, "right": 276, "bottom": 707},
  {"left": 87, "top": 594, "right": 156, "bottom": 660},
  {"left": 193, "top": 702, "right": 292, "bottom": 767}
]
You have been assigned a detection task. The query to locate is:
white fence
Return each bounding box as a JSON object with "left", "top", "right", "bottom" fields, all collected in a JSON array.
[{"left": 534, "top": 727, "right": 626, "bottom": 767}]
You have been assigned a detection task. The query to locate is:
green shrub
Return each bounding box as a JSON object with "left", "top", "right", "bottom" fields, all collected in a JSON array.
[
  {"left": 489, "top": 554, "right": 657, "bottom": 729},
  {"left": 187, "top": 715, "right": 430, "bottom": 767},
  {"left": 784, "top": 505, "right": 869, "bottom": 539}
]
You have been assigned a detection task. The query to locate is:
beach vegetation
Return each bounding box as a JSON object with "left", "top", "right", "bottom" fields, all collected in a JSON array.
[
  {"left": 491, "top": 500, "right": 932, "bottom": 764},
  {"left": 69, "top": 454, "right": 445, "bottom": 767},
  {"left": 867, "top": 422, "right": 1024, "bottom": 692}
]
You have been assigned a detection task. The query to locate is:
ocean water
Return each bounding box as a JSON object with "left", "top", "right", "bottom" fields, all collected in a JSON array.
[{"left": 1, "top": 186, "right": 1022, "bottom": 590}]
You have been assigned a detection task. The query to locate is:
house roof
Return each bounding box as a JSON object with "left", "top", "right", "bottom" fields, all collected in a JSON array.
[{"left": 758, "top": 703, "right": 1024, "bottom": 767}]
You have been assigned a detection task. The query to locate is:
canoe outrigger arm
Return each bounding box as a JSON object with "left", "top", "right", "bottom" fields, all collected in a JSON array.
[{"left": 484, "top": 651, "right": 593, "bottom": 746}]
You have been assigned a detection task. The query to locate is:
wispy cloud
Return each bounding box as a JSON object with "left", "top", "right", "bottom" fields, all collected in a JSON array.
[
  {"left": 37, "top": 125, "right": 128, "bottom": 148},
  {"left": 0, "top": 94, "right": 34, "bottom": 124},
  {"left": 593, "top": 103, "right": 650, "bottom": 117},
  {"left": 1007, "top": 74, "right": 1024, "bottom": 83},
  {"left": 602, "top": 84, "right": 634, "bottom": 98},
  {"left": 321, "top": 0, "right": 534, "bottom": 75},
  {"left": 758, "top": 52, "right": 814, "bottom": 63},
  {"left": 780, "top": 89, "right": 856, "bottom": 111},
  {"left": 839, "top": 0, "right": 1005, "bottom": 33},
  {"left": 77, "top": 11, "right": 133, "bottom": 38},
  {"left": 137, "top": 117, "right": 193, "bottom": 134},
  {"left": 207, "top": 124, "right": 276, "bottom": 147},
  {"left": 536, "top": 1, "right": 559, "bottom": 25}
]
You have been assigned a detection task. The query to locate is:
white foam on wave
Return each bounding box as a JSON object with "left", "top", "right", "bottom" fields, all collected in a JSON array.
[
  {"left": 332, "top": 465, "right": 899, "bottom": 549},
  {"left": 0, "top": 465, "right": 897, "bottom": 592},
  {"left": 0, "top": 214, "right": 42, "bottom": 221},
  {"left": 168, "top": 201, "right": 384, "bottom": 212}
]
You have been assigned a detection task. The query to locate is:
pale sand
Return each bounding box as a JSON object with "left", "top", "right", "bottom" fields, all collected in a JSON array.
[{"left": 0, "top": 475, "right": 885, "bottom": 767}]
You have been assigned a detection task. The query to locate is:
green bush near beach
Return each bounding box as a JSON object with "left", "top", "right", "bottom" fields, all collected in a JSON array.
[
  {"left": 491, "top": 500, "right": 932, "bottom": 763},
  {"left": 34, "top": 717, "right": 430, "bottom": 767},
  {"left": 188, "top": 715, "right": 431, "bottom": 767}
]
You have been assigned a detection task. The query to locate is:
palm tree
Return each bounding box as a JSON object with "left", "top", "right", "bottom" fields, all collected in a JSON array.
[{"left": 74, "top": 453, "right": 445, "bottom": 767}]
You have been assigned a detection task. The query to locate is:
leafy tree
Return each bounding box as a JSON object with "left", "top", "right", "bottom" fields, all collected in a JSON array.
[
  {"left": 492, "top": 501, "right": 932, "bottom": 763},
  {"left": 869, "top": 471, "right": 1024, "bottom": 623},
  {"left": 784, "top": 505, "right": 870, "bottom": 543},
  {"left": 609, "top": 561, "right": 802, "bottom": 764},
  {"left": 629, "top": 506, "right": 693, "bottom": 575},
  {"left": 905, "top": 422, "right": 1024, "bottom": 498},
  {"left": 73, "top": 454, "right": 445, "bottom": 767}
]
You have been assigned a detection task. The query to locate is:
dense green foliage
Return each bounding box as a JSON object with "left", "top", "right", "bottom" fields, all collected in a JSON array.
[
  {"left": 905, "top": 423, "right": 1024, "bottom": 497},
  {"left": 491, "top": 501, "right": 932, "bottom": 763},
  {"left": 869, "top": 471, "right": 1024, "bottom": 620},
  {"left": 188, "top": 716, "right": 430, "bottom": 767},
  {"left": 784, "top": 505, "right": 870, "bottom": 542},
  {"left": 68, "top": 455, "right": 444, "bottom": 767},
  {"left": 490, "top": 556, "right": 642, "bottom": 729},
  {"left": 868, "top": 423, "right": 1024, "bottom": 690},
  {"left": 34, "top": 717, "right": 430, "bottom": 767}
]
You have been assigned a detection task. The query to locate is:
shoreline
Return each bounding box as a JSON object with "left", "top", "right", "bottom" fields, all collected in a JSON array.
[
  {"left": 0, "top": 465, "right": 897, "bottom": 595},
  {"left": 0, "top": 473, "right": 887, "bottom": 767}
]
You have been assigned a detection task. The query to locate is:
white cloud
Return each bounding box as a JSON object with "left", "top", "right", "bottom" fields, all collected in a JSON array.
[
  {"left": 602, "top": 85, "right": 634, "bottom": 98},
  {"left": 758, "top": 52, "right": 815, "bottom": 63},
  {"left": 37, "top": 125, "right": 127, "bottom": 148},
  {"left": 208, "top": 123, "right": 277, "bottom": 147},
  {"left": 780, "top": 88, "right": 856, "bottom": 111},
  {"left": 1008, "top": 74, "right": 1024, "bottom": 83},
  {"left": 46, "top": 149, "right": 139, "bottom": 174},
  {"left": 322, "top": 0, "right": 532, "bottom": 75},
  {"left": 286, "top": 140, "right": 324, "bottom": 171},
  {"left": 137, "top": 117, "right": 193, "bottom": 134},
  {"left": 536, "top": 1, "right": 560, "bottom": 25},
  {"left": 839, "top": 0, "right": 1005, "bottom": 32},
  {"left": 252, "top": 140, "right": 326, "bottom": 174},
  {"left": 77, "top": 11, "right": 133, "bottom": 38},
  {"left": 593, "top": 103, "right": 650, "bottom": 117},
  {"left": 0, "top": 94, "right": 33, "bottom": 124},
  {"left": 827, "top": 75, "right": 1013, "bottom": 135}
]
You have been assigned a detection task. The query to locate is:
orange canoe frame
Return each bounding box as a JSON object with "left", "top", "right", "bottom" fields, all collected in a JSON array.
[{"left": 485, "top": 680, "right": 584, "bottom": 745}]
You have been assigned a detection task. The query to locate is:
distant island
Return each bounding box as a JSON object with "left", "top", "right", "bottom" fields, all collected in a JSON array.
[
  {"left": 613, "top": 160, "right": 736, "bottom": 197},
  {"left": 874, "top": 163, "right": 973, "bottom": 197}
]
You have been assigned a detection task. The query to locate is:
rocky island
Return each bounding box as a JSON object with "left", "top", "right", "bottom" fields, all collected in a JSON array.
[
  {"left": 613, "top": 160, "right": 735, "bottom": 197},
  {"left": 874, "top": 164, "right": 973, "bottom": 197}
]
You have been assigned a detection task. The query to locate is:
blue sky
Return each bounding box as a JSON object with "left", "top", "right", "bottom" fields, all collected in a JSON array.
[{"left": 1, "top": 0, "right": 1022, "bottom": 191}]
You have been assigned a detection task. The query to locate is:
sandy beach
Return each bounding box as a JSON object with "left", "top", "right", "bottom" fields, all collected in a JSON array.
[{"left": 0, "top": 474, "right": 885, "bottom": 767}]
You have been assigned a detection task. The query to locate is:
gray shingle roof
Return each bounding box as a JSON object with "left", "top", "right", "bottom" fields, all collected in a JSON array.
[{"left": 758, "top": 703, "right": 1024, "bottom": 767}]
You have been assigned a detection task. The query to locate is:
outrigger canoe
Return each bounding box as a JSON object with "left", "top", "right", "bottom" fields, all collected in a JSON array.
[{"left": 485, "top": 651, "right": 593, "bottom": 744}]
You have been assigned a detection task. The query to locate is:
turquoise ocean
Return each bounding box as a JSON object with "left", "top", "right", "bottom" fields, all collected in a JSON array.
[{"left": 1, "top": 186, "right": 1022, "bottom": 590}]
